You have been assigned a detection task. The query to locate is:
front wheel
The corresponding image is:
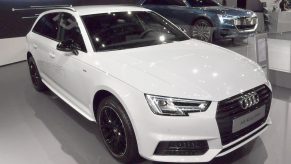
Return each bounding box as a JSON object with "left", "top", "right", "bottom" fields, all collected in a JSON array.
[
  {"left": 191, "top": 19, "right": 213, "bottom": 42},
  {"left": 97, "top": 96, "right": 139, "bottom": 163}
]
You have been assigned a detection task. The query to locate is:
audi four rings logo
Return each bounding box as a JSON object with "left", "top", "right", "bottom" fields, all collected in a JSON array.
[{"left": 239, "top": 92, "right": 260, "bottom": 109}]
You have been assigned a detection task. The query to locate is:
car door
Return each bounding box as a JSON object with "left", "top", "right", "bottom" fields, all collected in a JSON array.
[
  {"left": 158, "top": 0, "right": 191, "bottom": 25},
  {"left": 142, "top": 0, "right": 169, "bottom": 16},
  {"left": 51, "top": 12, "right": 92, "bottom": 115},
  {"left": 143, "top": 0, "right": 192, "bottom": 30},
  {"left": 30, "top": 13, "right": 61, "bottom": 81}
]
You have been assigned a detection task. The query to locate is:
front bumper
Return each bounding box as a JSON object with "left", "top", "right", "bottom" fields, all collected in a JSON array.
[
  {"left": 215, "top": 27, "right": 256, "bottom": 39},
  {"left": 128, "top": 85, "right": 272, "bottom": 163},
  {"left": 148, "top": 119, "right": 271, "bottom": 163},
  {"left": 214, "top": 19, "right": 258, "bottom": 39}
]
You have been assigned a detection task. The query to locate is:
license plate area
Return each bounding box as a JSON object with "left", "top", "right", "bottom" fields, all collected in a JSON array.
[{"left": 232, "top": 105, "right": 266, "bottom": 133}]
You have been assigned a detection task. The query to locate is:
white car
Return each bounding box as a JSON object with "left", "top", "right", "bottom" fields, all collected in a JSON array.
[{"left": 26, "top": 5, "right": 272, "bottom": 163}]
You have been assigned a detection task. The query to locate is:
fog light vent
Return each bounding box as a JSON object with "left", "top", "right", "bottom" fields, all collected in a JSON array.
[{"left": 154, "top": 140, "right": 209, "bottom": 156}]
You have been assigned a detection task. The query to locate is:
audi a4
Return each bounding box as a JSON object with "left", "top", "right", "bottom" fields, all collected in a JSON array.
[{"left": 26, "top": 5, "right": 272, "bottom": 163}]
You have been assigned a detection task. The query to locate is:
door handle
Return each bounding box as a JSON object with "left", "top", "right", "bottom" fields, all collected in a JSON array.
[
  {"left": 49, "top": 52, "right": 56, "bottom": 59},
  {"left": 32, "top": 44, "right": 38, "bottom": 49}
]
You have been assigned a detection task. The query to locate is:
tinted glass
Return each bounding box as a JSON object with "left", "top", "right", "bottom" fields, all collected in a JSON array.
[
  {"left": 144, "top": 0, "right": 186, "bottom": 6},
  {"left": 187, "top": 0, "right": 220, "bottom": 7},
  {"left": 59, "top": 13, "right": 86, "bottom": 52},
  {"left": 82, "top": 11, "right": 189, "bottom": 52},
  {"left": 33, "top": 13, "right": 60, "bottom": 40}
]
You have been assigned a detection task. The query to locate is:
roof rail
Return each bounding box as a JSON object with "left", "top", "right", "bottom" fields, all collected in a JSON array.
[
  {"left": 12, "top": 5, "right": 76, "bottom": 12},
  {"left": 50, "top": 6, "right": 76, "bottom": 12}
]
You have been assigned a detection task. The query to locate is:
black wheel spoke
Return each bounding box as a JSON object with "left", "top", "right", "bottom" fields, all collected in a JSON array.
[
  {"left": 28, "top": 62, "right": 40, "bottom": 86},
  {"left": 100, "top": 106, "right": 127, "bottom": 156},
  {"left": 192, "top": 20, "right": 211, "bottom": 42}
]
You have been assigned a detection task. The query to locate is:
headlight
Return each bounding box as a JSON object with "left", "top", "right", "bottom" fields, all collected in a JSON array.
[
  {"left": 217, "top": 14, "right": 234, "bottom": 24},
  {"left": 251, "top": 12, "right": 257, "bottom": 18},
  {"left": 145, "top": 94, "right": 211, "bottom": 116}
]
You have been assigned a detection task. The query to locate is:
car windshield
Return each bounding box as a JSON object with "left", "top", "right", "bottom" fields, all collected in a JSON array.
[
  {"left": 187, "top": 0, "right": 221, "bottom": 7},
  {"left": 82, "top": 11, "right": 189, "bottom": 52}
]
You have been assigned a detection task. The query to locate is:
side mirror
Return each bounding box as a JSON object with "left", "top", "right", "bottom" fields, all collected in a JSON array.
[{"left": 57, "top": 40, "right": 79, "bottom": 55}]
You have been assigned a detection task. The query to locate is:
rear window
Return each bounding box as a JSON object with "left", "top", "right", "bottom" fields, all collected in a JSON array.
[{"left": 33, "top": 13, "right": 60, "bottom": 40}]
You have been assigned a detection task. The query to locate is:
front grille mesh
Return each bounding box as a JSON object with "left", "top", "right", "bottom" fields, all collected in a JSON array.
[
  {"left": 216, "top": 85, "right": 272, "bottom": 145},
  {"left": 235, "top": 17, "right": 257, "bottom": 30}
]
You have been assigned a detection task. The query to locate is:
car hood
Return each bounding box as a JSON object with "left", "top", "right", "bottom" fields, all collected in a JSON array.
[
  {"left": 202, "top": 6, "right": 254, "bottom": 17},
  {"left": 91, "top": 39, "right": 267, "bottom": 101}
]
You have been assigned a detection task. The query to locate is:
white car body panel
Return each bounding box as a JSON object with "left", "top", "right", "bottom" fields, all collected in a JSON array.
[
  {"left": 26, "top": 6, "right": 272, "bottom": 163},
  {"left": 87, "top": 39, "right": 267, "bottom": 101}
]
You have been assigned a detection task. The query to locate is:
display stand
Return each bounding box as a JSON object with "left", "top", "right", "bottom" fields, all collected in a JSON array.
[{"left": 247, "top": 33, "right": 269, "bottom": 77}]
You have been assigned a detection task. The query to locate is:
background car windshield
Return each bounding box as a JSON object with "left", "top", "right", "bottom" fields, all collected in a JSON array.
[
  {"left": 82, "top": 11, "right": 189, "bottom": 51},
  {"left": 187, "top": 0, "right": 221, "bottom": 7}
]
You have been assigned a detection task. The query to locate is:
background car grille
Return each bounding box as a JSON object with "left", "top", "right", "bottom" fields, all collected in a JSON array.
[
  {"left": 216, "top": 85, "right": 272, "bottom": 146},
  {"left": 234, "top": 17, "right": 257, "bottom": 30}
]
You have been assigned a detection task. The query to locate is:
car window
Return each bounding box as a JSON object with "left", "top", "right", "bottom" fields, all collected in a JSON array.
[
  {"left": 143, "top": 0, "right": 187, "bottom": 6},
  {"left": 33, "top": 13, "right": 60, "bottom": 40},
  {"left": 187, "top": 0, "right": 220, "bottom": 7},
  {"left": 82, "top": 11, "right": 189, "bottom": 52},
  {"left": 59, "top": 13, "right": 87, "bottom": 52}
]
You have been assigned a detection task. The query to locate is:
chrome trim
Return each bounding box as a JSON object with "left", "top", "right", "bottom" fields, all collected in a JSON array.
[
  {"left": 217, "top": 122, "right": 269, "bottom": 157},
  {"left": 234, "top": 17, "right": 258, "bottom": 32},
  {"left": 239, "top": 91, "right": 260, "bottom": 109}
]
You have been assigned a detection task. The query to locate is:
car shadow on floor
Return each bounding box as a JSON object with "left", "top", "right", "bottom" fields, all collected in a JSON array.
[{"left": 25, "top": 86, "right": 120, "bottom": 164}]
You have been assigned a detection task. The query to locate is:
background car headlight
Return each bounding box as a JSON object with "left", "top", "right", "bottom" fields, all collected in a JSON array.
[
  {"left": 251, "top": 12, "right": 257, "bottom": 18},
  {"left": 218, "top": 14, "right": 234, "bottom": 25},
  {"left": 145, "top": 94, "right": 211, "bottom": 116}
]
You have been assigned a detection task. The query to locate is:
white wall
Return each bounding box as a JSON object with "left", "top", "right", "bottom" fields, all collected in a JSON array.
[
  {"left": 260, "top": 0, "right": 281, "bottom": 11},
  {"left": 268, "top": 38, "right": 291, "bottom": 73},
  {"left": 0, "top": 37, "right": 27, "bottom": 66}
]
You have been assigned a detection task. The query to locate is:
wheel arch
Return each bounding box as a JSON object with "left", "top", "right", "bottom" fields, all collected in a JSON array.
[
  {"left": 192, "top": 16, "right": 214, "bottom": 27},
  {"left": 91, "top": 86, "right": 134, "bottom": 122},
  {"left": 92, "top": 89, "right": 115, "bottom": 120},
  {"left": 27, "top": 51, "right": 32, "bottom": 59}
]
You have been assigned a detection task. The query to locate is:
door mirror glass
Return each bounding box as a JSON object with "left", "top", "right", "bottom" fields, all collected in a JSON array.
[{"left": 56, "top": 40, "right": 79, "bottom": 55}]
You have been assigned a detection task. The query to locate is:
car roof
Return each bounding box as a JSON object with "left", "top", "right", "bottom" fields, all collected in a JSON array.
[{"left": 51, "top": 5, "right": 150, "bottom": 16}]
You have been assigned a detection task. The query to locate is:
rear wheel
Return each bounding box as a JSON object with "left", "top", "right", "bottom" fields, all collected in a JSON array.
[
  {"left": 191, "top": 19, "right": 213, "bottom": 42},
  {"left": 27, "top": 56, "right": 47, "bottom": 91},
  {"left": 97, "top": 96, "right": 139, "bottom": 163}
]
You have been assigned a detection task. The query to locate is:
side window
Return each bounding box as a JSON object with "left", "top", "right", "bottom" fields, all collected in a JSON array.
[
  {"left": 33, "top": 13, "right": 60, "bottom": 40},
  {"left": 187, "top": 0, "right": 219, "bottom": 7},
  {"left": 144, "top": 0, "right": 186, "bottom": 6},
  {"left": 59, "top": 13, "right": 87, "bottom": 52}
]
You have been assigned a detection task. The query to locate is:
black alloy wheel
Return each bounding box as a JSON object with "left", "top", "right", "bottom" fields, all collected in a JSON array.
[
  {"left": 99, "top": 106, "right": 127, "bottom": 156},
  {"left": 192, "top": 19, "right": 213, "bottom": 42},
  {"left": 28, "top": 57, "right": 47, "bottom": 91},
  {"left": 97, "top": 96, "right": 139, "bottom": 163}
]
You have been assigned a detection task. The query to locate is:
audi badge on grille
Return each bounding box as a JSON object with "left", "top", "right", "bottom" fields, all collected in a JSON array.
[{"left": 239, "top": 92, "right": 260, "bottom": 109}]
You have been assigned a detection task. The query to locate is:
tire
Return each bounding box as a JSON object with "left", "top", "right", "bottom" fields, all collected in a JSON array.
[
  {"left": 191, "top": 19, "right": 213, "bottom": 42},
  {"left": 97, "top": 96, "right": 139, "bottom": 163},
  {"left": 27, "top": 56, "right": 47, "bottom": 91}
]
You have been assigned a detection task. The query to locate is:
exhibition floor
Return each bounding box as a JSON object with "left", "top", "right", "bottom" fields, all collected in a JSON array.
[{"left": 0, "top": 62, "right": 290, "bottom": 164}]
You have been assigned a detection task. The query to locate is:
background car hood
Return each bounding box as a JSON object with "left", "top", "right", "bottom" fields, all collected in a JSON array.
[
  {"left": 202, "top": 6, "right": 254, "bottom": 17},
  {"left": 92, "top": 39, "right": 267, "bottom": 101}
]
